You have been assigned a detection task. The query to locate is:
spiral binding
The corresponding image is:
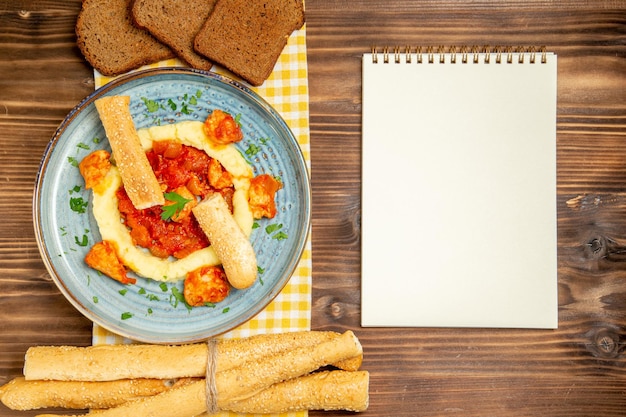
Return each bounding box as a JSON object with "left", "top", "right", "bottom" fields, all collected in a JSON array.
[{"left": 371, "top": 45, "right": 548, "bottom": 64}]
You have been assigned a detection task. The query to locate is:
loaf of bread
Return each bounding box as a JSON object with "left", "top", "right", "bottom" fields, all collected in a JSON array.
[
  {"left": 131, "top": 0, "right": 217, "bottom": 71},
  {"left": 194, "top": 0, "right": 305, "bottom": 86},
  {"left": 76, "top": 0, "right": 174, "bottom": 76}
]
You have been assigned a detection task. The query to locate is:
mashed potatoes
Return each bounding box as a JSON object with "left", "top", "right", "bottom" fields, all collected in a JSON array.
[{"left": 91, "top": 120, "right": 254, "bottom": 282}]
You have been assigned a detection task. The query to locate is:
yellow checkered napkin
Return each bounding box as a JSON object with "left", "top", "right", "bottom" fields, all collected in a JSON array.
[{"left": 92, "top": 26, "right": 312, "bottom": 417}]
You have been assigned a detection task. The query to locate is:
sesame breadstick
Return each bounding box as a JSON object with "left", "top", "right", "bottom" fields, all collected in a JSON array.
[
  {"left": 0, "top": 377, "right": 170, "bottom": 410},
  {"left": 33, "top": 331, "right": 364, "bottom": 417},
  {"left": 192, "top": 193, "right": 257, "bottom": 289},
  {"left": 94, "top": 95, "right": 164, "bottom": 209},
  {"left": 24, "top": 331, "right": 362, "bottom": 382}
]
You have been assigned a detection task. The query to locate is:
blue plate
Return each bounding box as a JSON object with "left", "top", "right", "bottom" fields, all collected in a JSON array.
[{"left": 33, "top": 68, "right": 311, "bottom": 344}]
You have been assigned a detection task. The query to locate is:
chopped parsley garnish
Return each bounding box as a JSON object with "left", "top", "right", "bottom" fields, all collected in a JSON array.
[
  {"left": 67, "top": 156, "right": 79, "bottom": 167},
  {"left": 265, "top": 223, "right": 288, "bottom": 241},
  {"left": 77, "top": 142, "right": 90, "bottom": 150},
  {"left": 121, "top": 312, "right": 133, "bottom": 320},
  {"left": 272, "top": 231, "right": 289, "bottom": 241},
  {"left": 69, "top": 196, "right": 88, "bottom": 214},
  {"left": 146, "top": 294, "right": 160, "bottom": 302},
  {"left": 141, "top": 97, "right": 162, "bottom": 113},
  {"left": 265, "top": 223, "right": 283, "bottom": 234},
  {"left": 93, "top": 296, "right": 99, "bottom": 303},
  {"left": 161, "top": 192, "right": 192, "bottom": 221},
  {"left": 159, "top": 282, "right": 168, "bottom": 292},
  {"left": 222, "top": 307, "right": 230, "bottom": 314},
  {"left": 245, "top": 143, "right": 261, "bottom": 157},
  {"left": 74, "top": 234, "right": 88, "bottom": 247},
  {"left": 119, "top": 288, "right": 128, "bottom": 296},
  {"left": 170, "top": 287, "right": 192, "bottom": 312}
]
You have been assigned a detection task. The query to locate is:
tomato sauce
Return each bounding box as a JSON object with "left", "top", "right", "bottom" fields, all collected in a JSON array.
[{"left": 116, "top": 141, "right": 235, "bottom": 260}]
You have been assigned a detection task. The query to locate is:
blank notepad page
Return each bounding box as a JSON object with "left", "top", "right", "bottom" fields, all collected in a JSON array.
[{"left": 361, "top": 48, "right": 558, "bottom": 328}]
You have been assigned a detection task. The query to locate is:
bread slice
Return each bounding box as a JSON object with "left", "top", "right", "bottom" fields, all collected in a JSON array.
[
  {"left": 194, "top": 0, "right": 305, "bottom": 86},
  {"left": 131, "top": 0, "right": 217, "bottom": 71},
  {"left": 76, "top": 0, "right": 174, "bottom": 76}
]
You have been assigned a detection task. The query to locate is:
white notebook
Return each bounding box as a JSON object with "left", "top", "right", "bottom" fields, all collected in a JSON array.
[{"left": 361, "top": 47, "right": 558, "bottom": 329}]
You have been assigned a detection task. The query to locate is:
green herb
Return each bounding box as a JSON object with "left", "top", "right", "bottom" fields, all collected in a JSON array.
[
  {"left": 147, "top": 308, "right": 153, "bottom": 315},
  {"left": 196, "top": 90, "right": 202, "bottom": 98},
  {"left": 138, "top": 287, "right": 146, "bottom": 295},
  {"left": 121, "top": 312, "right": 133, "bottom": 320},
  {"left": 257, "top": 266, "right": 265, "bottom": 274},
  {"left": 119, "top": 288, "right": 128, "bottom": 296},
  {"left": 167, "top": 99, "right": 177, "bottom": 111},
  {"left": 260, "top": 137, "right": 270, "bottom": 145},
  {"left": 234, "top": 113, "right": 242, "bottom": 127},
  {"left": 265, "top": 223, "right": 288, "bottom": 241},
  {"left": 245, "top": 143, "right": 261, "bottom": 157},
  {"left": 69, "top": 196, "right": 88, "bottom": 214},
  {"left": 222, "top": 307, "right": 230, "bottom": 314},
  {"left": 141, "top": 97, "right": 162, "bottom": 113},
  {"left": 181, "top": 103, "right": 191, "bottom": 115},
  {"left": 252, "top": 222, "right": 260, "bottom": 230},
  {"left": 265, "top": 223, "right": 283, "bottom": 234},
  {"left": 189, "top": 95, "right": 197, "bottom": 105},
  {"left": 159, "top": 282, "right": 168, "bottom": 292},
  {"left": 60, "top": 226, "right": 67, "bottom": 236},
  {"left": 272, "top": 231, "right": 289, "bottom": 241},
  {"left": 77, "top": 142, "right": 90, "bottom": 150},
  {"left": 67, "top": 156, "right": 79, "bottom": 167},
  {"left": 93, "top": 296, "right": 99, "bottom": 303},
  {"left": 170, "top": 287, "right": 192, "bottom": 312},
  {"left": 161, "top": 192, "right": 192, "bottom": 221},
  {"left": 93, "top": 136, "right": 102, "bottom": 144},
  {"left": 204, "top": 302, "right": 216, "bottom": 308},
  {"left": 70, "top": 185, "right": 81, "bottom": 194},
  {"left": 74, "top": 234, "right": 88, "bottom": 247},
  {"left": 146, "top": 294, "right": 160, "bottom": 302}
]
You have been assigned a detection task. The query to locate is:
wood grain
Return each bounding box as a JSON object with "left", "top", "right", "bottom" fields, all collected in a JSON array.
[{"left": 1, "top": 0, "right": 625, "bottom": 416}]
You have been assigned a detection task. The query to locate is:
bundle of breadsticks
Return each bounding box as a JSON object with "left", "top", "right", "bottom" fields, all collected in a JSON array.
[{"left": 0, "top": 330, "right": 368, "bottom": 416}]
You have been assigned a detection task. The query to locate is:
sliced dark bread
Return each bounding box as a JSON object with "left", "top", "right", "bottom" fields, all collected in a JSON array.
[
  {"left": 131, "top": 0, "right": 217, "bottom": 71},
  {"left": 76, "top": 0, "right": 174, "bottom": 76},
  {"left": 194, "top": 0, "right": 305, "bottom": 86}
]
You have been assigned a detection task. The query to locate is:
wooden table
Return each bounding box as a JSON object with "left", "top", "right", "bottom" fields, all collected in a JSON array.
[{"left": 1, "top": 1, "right": 625, "bottom": 416}]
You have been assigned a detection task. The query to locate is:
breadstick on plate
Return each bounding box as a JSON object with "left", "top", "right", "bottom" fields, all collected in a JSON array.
[
  {"left": 192, "top": 193, "right": 257, "bottom": 289},
  {"left": 94, "top": 95, "right": 164, "bottom": 209}
]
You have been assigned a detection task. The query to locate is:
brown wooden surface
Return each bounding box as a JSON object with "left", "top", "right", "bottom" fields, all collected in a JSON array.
[{"left": 1, "top": 0, "right": 625, "bottom": 416}]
